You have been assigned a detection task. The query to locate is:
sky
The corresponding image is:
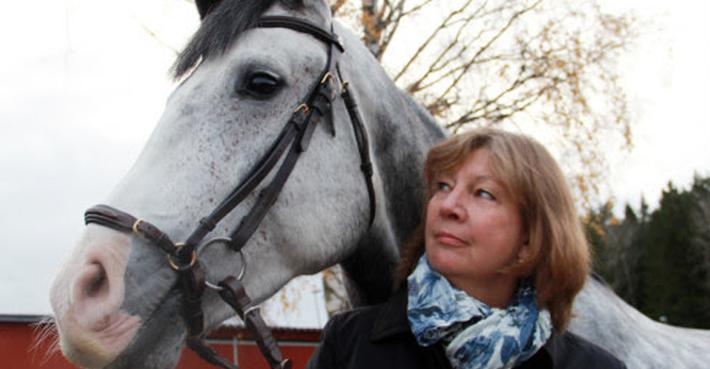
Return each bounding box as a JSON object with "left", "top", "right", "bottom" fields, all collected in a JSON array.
[
  {"left": 604, "top": 0, "right": 710, "bottom": 213},
  {"left": 0, "top": 0, "right": 708, "bottom": 326}
]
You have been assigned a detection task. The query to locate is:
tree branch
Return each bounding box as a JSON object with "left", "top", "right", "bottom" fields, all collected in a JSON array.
[{"left": 393, "top": 0, "right": 476, "bottom": 82}]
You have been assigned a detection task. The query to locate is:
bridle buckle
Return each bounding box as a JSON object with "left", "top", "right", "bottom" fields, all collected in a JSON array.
[
  {"left": 167, "top": 243, "right": 198, "bottom": 271},
  {"left": 320, "top": 72, "right": 335, "bottom": 85},
  {"left": 293, "top": 103, "right": 310, "bottom": 114}
]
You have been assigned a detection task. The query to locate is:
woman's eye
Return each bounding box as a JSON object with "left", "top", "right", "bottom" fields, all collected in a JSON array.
[
  {"left": 476, "top": 189, "right": 495, "bottom": 200},
  {"left": 436, "top": 182, "right": 452, "bottom": 192},
  {"left": 241, "top": 72, "right": 283, "bottom": 98}
]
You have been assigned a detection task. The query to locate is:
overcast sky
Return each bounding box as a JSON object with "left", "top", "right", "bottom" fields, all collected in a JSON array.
[{"left": 0, "top": 0, "right": 708, "bottom": 325}]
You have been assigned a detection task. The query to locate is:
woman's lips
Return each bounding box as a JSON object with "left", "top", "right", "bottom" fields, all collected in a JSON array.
[{"left": 434, "top": 231, "right": 468, "bottom": 247}]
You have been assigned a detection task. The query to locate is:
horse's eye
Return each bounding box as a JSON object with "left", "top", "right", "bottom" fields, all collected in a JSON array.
[{"left": 241, "top": 71, "right": 283, "bottom": 99}]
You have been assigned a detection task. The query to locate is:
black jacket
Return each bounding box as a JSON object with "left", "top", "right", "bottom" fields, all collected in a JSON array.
[{"left": 307, "top": 289, "right": 626, "bottom": 369}]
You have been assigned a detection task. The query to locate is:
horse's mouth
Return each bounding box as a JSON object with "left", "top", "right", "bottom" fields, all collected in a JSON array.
[
  {"left": 53, "top": 259, "right": 185, "bottom": 369},
  {"left": 104, "top": 290, "right": 186, "bottom": 369},
  {"left": 57, "top": 309, "right": 141, "bottom": 369}
]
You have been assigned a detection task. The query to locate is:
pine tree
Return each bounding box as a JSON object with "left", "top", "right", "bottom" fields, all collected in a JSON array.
[{"left": 589, "top": 177, "right": 710, "bottom": 328}]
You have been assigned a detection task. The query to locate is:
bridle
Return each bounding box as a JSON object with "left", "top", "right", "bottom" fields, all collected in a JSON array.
[{"left": 83, "top": 16, "right": 375, "bottom": 369}]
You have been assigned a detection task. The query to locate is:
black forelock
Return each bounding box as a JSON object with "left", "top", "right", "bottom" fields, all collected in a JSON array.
[{"left": 172, "top": 0, "right": 296, "bottom": 79}]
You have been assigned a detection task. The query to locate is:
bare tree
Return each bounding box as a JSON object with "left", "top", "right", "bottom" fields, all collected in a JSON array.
[
  {"left": 322, "top": 265, "right": 352, "bottom": 314},
  {"left": 332, "top": 0, "right": 635, "bottom": 207}
]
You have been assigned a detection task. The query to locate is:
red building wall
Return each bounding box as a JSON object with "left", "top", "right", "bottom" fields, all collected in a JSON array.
[{"left": 0, "top": 316, "right": 320, "bottom": 369}]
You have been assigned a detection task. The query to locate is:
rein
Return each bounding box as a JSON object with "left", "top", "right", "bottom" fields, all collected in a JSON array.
[{"left": 84, "top": 16, "right": 375, "bottom": 369}]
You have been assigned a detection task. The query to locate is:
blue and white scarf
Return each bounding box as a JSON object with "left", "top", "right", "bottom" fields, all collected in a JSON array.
[{"left": 407, "top": 255, "right": 552, "bottom": 369}]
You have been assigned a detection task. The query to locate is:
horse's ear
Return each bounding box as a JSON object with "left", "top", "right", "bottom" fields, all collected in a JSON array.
[{"left": 196, "top": 0, "right": 221, "bottom": 20}]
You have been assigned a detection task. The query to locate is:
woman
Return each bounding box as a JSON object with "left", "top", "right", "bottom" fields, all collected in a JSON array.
[{"left": 307, "top": 128, "right": 626, "bottom": 369}]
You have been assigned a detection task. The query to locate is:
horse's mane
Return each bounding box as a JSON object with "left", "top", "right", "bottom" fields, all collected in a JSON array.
[{"left": 173, "top": 0, "right": 291, "bottom": 78}]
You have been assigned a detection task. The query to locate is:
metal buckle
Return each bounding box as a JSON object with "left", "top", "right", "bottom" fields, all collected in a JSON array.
[
  {"left": 320, "top": 72, "right": 334, "bottom": 85},
  {"left": 243, "top": 304, "right": 261, "bottom": 317},
  {"left": 167, "top": 243, "right": 198, "bottom": 271},
  {"left": 132, "top": 219, "right": 144, "bottom": 234},
  {"left": 293, "top": 103, "right": 309, "bottom": 114},
  {"left": 341, "top": 80, "right": 350, "bottom": 93}
]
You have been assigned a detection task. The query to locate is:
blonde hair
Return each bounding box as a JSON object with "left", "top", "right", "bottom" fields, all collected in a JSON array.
[{"left": 396, "top": 127, "right": 589, "bottom": 332}]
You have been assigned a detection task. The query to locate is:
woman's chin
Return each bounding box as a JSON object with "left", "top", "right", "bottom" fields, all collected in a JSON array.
[{"left": 426, "top": 247, "right": 470, "bottom": 275}]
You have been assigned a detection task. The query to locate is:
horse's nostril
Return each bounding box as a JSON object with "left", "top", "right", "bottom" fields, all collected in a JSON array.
[{"left": 83, "top": 262, "right": 109, "bottom": 299}]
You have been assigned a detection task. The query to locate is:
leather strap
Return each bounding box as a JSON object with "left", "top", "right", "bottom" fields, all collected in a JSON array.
[
  {"left": 180, "top": 261, "right": 207, "bottom": 336},
  {"left": 338, "top": 72, "right": 376, "bottom": 226},
  {"left": 85, "top": 205, "right": 178, "bottom": 257},
  {"left": 188, "top": 337, "right": 241, "bottom": 369},
  {"left": 218, "top": 276, "right": 291, "bottom": 369},
  {"left": 257, "top": 16, "right": 344, "bottom": 52},
  {"left": 84, "top": 204, "right": 136, "bottom": 232}
]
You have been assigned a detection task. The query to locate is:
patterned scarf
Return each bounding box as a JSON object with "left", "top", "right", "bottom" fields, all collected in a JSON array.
[{"left": 407, "top": 255, "right": 552, "bottom": 369}]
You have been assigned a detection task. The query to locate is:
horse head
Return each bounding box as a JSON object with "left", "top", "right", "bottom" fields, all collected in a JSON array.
[{"left": 49, "top": 1, "right": 443, "bottom": 368}]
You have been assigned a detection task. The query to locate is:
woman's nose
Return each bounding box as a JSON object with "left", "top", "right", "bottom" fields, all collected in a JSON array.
[{"left": 439, "top": 190, "right": 466, "bottom": 221}]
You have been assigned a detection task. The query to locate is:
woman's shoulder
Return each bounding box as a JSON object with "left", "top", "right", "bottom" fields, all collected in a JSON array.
[
  {"left": 330, "top": 303, "right": 383, "bottom": 323},
  {"left": 324, "top": 288, "right": 411, "bottom": 341},
  {"left": 322, "top": 305, "right": 390, "bottom": 344},
  {"left": 546, "top": 331, "right": 627, "bottom": 369},
  {"left": 306, "top": 305, "right": 386, "bottom": 369},
  {"left": 309, "top": 291, "right": 447, "bottom": 369}
]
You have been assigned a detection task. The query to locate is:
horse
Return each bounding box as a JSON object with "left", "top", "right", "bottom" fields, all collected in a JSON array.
[{"left": 49, "top": 1, "right": 710, "bottom": 369}]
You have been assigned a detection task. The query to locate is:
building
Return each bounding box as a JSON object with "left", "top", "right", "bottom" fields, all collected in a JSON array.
[{"left": 0, "top": 315, "right": 321, "bottom": 369}]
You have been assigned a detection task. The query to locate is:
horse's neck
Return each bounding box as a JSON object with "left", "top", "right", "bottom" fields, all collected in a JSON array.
[
  {"left": 343, "top": 95, "right": 443, "bottom": 305},
  {"left": 375, "top": 94, "right": 446, "bottom": 241},
  {"left": 336, "top": 28, "right": 446, "bottom": 304},
  {"left": 570, "top": 277, "right": 710, "bottom": 368}
]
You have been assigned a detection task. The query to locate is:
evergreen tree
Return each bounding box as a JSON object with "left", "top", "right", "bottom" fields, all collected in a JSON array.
[
  {"left": 638, "top": 181, "right": 709, "bottom": 328},
  {"left": 588, "top": 177, "right": 710, "bottom": 328},
  {"left": 687, "top": 176, "right": 710, "bottom": 327}
]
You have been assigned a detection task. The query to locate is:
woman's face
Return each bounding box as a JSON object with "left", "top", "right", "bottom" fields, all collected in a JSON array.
[{"left": 425, "top": 148, "right": 528, "bottom": 302}]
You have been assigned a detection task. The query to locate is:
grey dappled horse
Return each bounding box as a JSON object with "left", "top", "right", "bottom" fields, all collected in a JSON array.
[{"left": 49, "top": 1, "right": 710, "bottom": 368}]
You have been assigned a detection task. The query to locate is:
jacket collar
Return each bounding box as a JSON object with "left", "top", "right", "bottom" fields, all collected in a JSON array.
[
  {"left": 370, "top": 288, "right": 411, "bottom": 341},
  {"left": 370, "top": 287, "right": 562, "bottom": 368},
  {"left": 537, "top": 331, "right": 566, "bottom": 367}
]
